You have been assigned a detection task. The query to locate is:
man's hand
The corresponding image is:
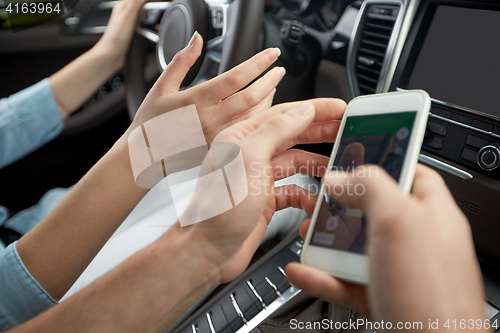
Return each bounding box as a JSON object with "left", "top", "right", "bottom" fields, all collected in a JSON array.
[
  {"left": 129, "top": 33, "right": 285, "bottom": 143},
  {"left": 286, "top": 165, "right": 487, "bottom": 331}
]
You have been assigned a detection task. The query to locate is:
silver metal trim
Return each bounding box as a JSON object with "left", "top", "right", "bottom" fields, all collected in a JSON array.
[
  {"left": 264, "top": 277, "right": 282, "bottom": 298},
  {"left": 230, "top": 293, "right": 247, "bottom": 325},
  {"left": 429, "top": 95, "right": 500, "bottom": 123},
  {"left": 206, "top": 312, "right": 216, "bottom": 333},
  {"left": 375, "top": 1, "right": 406, "bottom": 93},
  {"left": 246, "top": 280, "right": 266, "bottom": 309},
  {"left": 80, "top": 26, "right": 106, "bottom": 35},
  {"left": 397, "top": 88, "right": 500, "bottom": 139},
  {"left": 158, "top": 4, "right": 191, "bottom": 70},
  {"left": 143, "top": 1, "right": 173, "bottom": 11},
  {"left": 236, "top": 287, "right": 302, "bottom": 333},
  {"left": 95, "top": 0, "right": 120, "bottom": 10},
  {"left": 478, "top": 145, "right": 500, "bottom": 171},
  {"left": 277, "top": 266, "right": 286, "bottom": 277},
  {"left": 346, "top": 0, "right": 406, "bottom": 97},
  {"left": 191, "top": 324, "right": 197, "bottom": 333},
  {"left": 380, "top": 0, "right": 421, "bottom": 92},
  {"left": 485, "top": 302, "right": 499, "bottom": 320},
  {"left": 419, "top": 154, "right": 473, "bottom": 180},
  {"left": 136, "top": 27, "right": 160, "bottom": 43}
]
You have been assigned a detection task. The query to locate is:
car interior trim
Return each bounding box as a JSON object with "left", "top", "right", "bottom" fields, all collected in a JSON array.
[
  {"left": 419, "top": 154, "right": 473, "bottom": 180},
  {"left": 80, "top": 26, "right": 107, "bottom": 35},
  {"left": 346, "top": 0, "right": 407, "bottom": 97},
  {"left": 379, "top": 0, "right": 422, "bottom": 93},
  {"left": 374, "top": 0, "right": 405, "bottom": 93},
  {"left": 236, "top": 286, "right": 302, "bottom": 333}
]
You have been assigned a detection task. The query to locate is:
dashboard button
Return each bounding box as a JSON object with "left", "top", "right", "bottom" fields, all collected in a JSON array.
[
  {"left": 268, "top": 270, "right": 290, "bottom": 293},
  {"left": 219, "top": 297, "right": 244, "bottom": 331},
  {"left": 494, "top": 126, "right": 500, "bottom": 136},
  {"left": 432, "top": 106, "right": 452, "bottom": 119},
  {"left": 254, "top": 280, "right": 278, "bottom": 305},
  {"left": 478, "top": 144, "right": 500, "bottom": 171},
  {"left": 423, "top": 133, "right": 443, "bottom": 149},
  {"left": 209, "top": 305, "right": 232, "bottom": 333},
  {"left": 452, "top": 113, "right": 473, "bottom": 125},
  {"left": 427, "top": 121, "right": 447, "bottom": 136},
  {"left": 195, "top": 315, "right": 211, "bottom": 333},
  {"left": 472, "top": 120, "right": 494, "bottom": 132},
  {"left": 233, "top": 286, "right": 261, "bottom": 321},
  {"left": 461, "top": 147, "right": 478, "bottom": 163},
  {"left": 180, "top": 326, "right": 193, "bottom": 333},
  {"left": 465, "top": 135, "right": 491, "bottom": 149}
]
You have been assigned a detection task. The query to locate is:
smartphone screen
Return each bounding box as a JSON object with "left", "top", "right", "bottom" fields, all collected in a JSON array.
[{"left": 309, "top": 111, "right": 417, "bottom": 254}]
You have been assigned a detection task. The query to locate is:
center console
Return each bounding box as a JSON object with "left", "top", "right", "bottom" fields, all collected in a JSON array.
[{"left": 388, "top": 0, "right": 500, "bottom": 264}]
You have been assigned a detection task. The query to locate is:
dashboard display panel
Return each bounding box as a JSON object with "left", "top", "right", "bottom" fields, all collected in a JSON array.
[{"left": 404, "top": 5, "right": 500, "bottom": 118}]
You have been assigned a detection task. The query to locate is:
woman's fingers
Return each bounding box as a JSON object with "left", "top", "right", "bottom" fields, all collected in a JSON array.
[
  {"left": 285, "top": 262, "right": 370, "bottom": 316},
  {"left": 219, "top": 67, "right": 285, "bottom": 120},
  {"left": 195, "top": 48, "right": 281, "bottom": 104},
  {"left": 153, "top": 32, "right": 203, "bottom": 95},
  {"left": 271, "top": 149, "right": 330, "bottom": 181}
]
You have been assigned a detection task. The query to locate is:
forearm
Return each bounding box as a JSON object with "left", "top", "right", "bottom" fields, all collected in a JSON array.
[
  {"left": 10, "top": 226, "right": 221, "bottom": 333},
  {"left": 16, "top": 135, "right": 148, "bottom": 300},
  {"left": 49, "top": 44, "right": 122, "bottom": 119}
]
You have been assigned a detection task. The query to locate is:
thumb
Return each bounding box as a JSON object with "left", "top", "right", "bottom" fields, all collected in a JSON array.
[
  {"left": 154, "top": 31, "right": 203, "bottom": 95},
  {"left": 248, "top": 102, "right": 316, "bottom": 159},
  {"left": 324, "top": 166, "right": 403, "bottom": 222}
]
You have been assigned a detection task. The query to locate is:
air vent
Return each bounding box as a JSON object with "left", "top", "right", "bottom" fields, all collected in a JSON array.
[{"left": 348, "top": 2, "right": 402, "bottom": 96}]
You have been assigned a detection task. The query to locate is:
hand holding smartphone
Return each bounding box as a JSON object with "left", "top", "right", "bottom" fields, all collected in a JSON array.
[{"left": 301, "top": 90, "right": 431, "bottom": 284}]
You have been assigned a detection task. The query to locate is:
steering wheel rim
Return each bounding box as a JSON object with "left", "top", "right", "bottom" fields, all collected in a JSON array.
[{"left": 124, "top": 0, "right": 265, "bottom": 120}]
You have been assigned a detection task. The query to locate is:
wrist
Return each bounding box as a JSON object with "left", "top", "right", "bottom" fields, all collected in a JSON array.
[
  {"left": 155, "top": 224, "right": 223, "bottom": 288},
  {"left": 90, "top": 41, "right": 125, "bottom": 73}
]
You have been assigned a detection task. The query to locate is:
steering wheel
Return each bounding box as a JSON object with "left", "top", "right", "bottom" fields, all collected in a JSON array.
[{"left": 124, "top": 0, "right": 265, "bottom": 120}]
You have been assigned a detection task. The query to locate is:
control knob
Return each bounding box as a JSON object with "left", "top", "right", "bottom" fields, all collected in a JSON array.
[{"left": 477, "top": 144, "right": 500, "bottom": 171}]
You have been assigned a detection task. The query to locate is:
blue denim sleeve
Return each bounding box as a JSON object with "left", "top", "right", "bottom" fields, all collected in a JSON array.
[
  {"left": 0, "top": 78, "right": 63, "bottom": 169},
  {"left": 0, "top": 242, "right": 57, "bottom": 332}
]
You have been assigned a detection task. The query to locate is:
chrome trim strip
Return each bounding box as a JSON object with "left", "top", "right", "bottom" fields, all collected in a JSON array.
[
  {"left": 485, "top": 302, "right": 499, "bottom": 320},
  {"left": 397, "top": 89, "right": 500, "bottom": 123},
  {"left": 95, "top": 0, "right": 120, "bottom": 10},
  {"left": 206, "top": 312, "right": 216, "bottom": 333},
  {"left": 191, "top": 324, "right": 197, "bottom": 333},
  {"left": 396, "top": 88, "right": 500, "bottom": 139},
  {"left": 143, "top": 2, "right": 172, "bottom": 11},
  {"left": 80, "top": 26, "right": 106, "bottom": 35},
  {"left": 347, "top": 0, "right": 406, "bottom": 97},
  {"left": 136, "top": 27, "right": 160, "bottom": 43},
  {"left": 230, "top": 293, "right": 247, "bottom": 324},
  {"left": 375, "top": 0, "right": 406, "bottom": 93},
  {"left": 236, "top": 287, "right": 302, "bottom": 333},
  {"left": 246, "top": 280, "right": 266, "bottom": 309},
  {"left": 264, "top": 277, "right": 281, "bottom": 298},
  {"left": 419, "top": 154, "right": 473, "bottom": 180},
  {"left": 381, "top": 0, "right": 421, "bottom": 92},
  {"left": 158, "top": 4, "right": 191, "bottom": 70},
  {"left": 346, "top": 1, "right": 366, "bottom": 97}
]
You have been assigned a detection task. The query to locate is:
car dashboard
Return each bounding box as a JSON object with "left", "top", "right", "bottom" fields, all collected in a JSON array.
[
  {"left": 2, "top": 0, "right": 500, "bottom": 331},
  {"left": 169, "top": 1, "right": 500, "bottom": 331}
]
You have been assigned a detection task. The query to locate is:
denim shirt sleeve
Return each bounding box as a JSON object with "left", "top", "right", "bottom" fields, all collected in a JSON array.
[
  {"left": 0, "top": 78, "right": 63, "bottom": 169},
  {"left": 0, "top": 242, "right": 57, "bottom": 332}
]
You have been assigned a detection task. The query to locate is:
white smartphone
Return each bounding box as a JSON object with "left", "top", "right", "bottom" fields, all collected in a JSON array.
[{"left": 301, "top": 90, "right": 431, "bottom": 284}]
